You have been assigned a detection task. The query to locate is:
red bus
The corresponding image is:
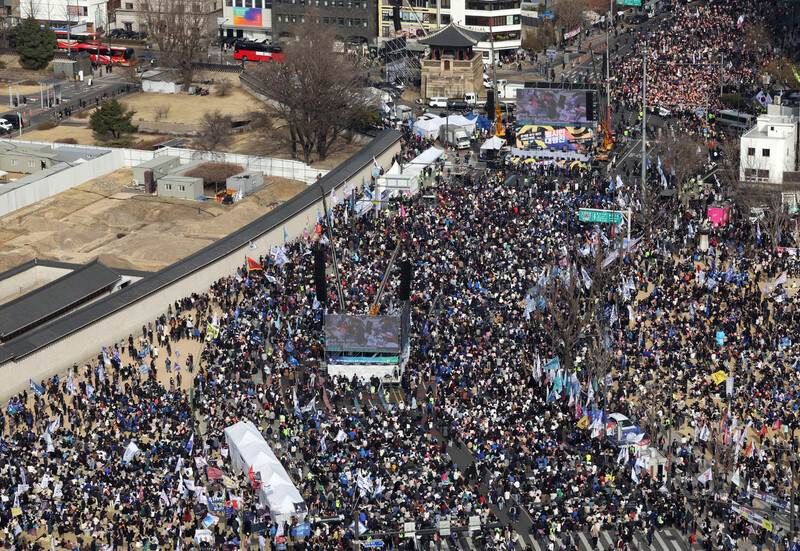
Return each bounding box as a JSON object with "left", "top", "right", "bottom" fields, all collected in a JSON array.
[
  {"left": 77, "top": 44, "right": 136, "bottom": 66},
  {"left": 53, "top": 29, "right": 98, "bottom": 50},
  {"left": 233, "top": 42, "right": 284, "bottom": 63},
  {"left": 53, "top": 29, "right": 135, "bottom": 66}
]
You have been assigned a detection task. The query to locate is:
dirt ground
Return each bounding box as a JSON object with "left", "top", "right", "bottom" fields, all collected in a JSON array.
[
  {"left": 124, "top": 85, "right": 255, "bottom": 125},
  {"left": 0, "top": 168, "right": 309, "bottom": 273}
]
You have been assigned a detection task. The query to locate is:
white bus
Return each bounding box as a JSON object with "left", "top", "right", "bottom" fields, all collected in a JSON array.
[{"left": 717, "top": 109, "right": 755, "bottom": 127}]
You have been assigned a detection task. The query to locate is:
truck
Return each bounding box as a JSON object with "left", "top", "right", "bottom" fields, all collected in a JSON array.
[
  {"left": 464, "top": 93, "right": 487, "bottom": 108},
  {"left": 439, "top": 124, "right": 471, "bottom": 150},
  {"left": 498, "top": 82, "right": 525, "bottom": 100}
]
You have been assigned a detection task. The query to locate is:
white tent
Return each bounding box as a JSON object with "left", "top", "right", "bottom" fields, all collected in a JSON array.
[
  {"left": 223, "top": 421, "right": 307, "bottom": 523},
  {"left": 480, "top": 136, "right": 506, "bottom": 154},
  {"left": 412, "top": 117, "right": 443, "bottom": 139}
]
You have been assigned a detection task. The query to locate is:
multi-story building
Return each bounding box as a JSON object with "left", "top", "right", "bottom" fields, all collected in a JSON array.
[
  {"left": 376, "top": 0, "right": 438, "bottom": 39},
  {"left": 271, "top": 0, "right": 377, "bottom": 44},
  {"left": 740, "top": 102, "right": 799, "bottom": 186},
  {"left": 114, "top": 0, "right": 221, "bottom": 35},
  {"left": 21, "top": 0, "right": 110, "bottom": 29},
  {"left": 440, "top": 0, "right": 520, "bottom": 63},
  {"left": 219, "top": 0, "right": 271, "bottom": 40}
]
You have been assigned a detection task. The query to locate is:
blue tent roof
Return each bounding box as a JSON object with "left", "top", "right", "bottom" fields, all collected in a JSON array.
[{"left": 465, "top": 114, "right": 491, "bottom": 132}]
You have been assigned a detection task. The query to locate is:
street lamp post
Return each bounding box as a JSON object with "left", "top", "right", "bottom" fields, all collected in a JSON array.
[{"left": 219, "top": 19, "right": 229, "bottom": 63}]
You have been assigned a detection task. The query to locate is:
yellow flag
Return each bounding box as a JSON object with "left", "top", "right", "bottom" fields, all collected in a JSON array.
[
  {"left": 11, "top": 507, "right": 21, "bottom": 517},
  {"left": 206, "top": 323, "right": 219, "bottom": 338},
  {"left": 711, "top": 371, "right": 727, "bottom": 385},
  {"left": 577, "top": 415, "right": 589, "bottom": 429}
]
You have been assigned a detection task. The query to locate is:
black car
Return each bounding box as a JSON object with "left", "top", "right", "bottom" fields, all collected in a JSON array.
[
  {"left": 447, "top": 99, "right": 470, "bottom": 111},
  {"left": 630, "top": 13, "right": 649, "bottom": 24},
  {"left": 2, "top": 113, "right": 25, "bottom": 129}
]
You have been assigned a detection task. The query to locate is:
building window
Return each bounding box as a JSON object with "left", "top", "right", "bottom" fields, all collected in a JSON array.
[
  {"left": 440, "top": 0, "right": 449, "bottom": 8},
  {"left": 165, "top": 184, "right": 172, "bottom": 190},
  {"left": 441, "top": 14, "right": 450, "bottom": 23},
  {"left": 382, "top": 25, "right": 389, "bottom": 35},
  {"left": 125, "top": 2, "right": 133, "bottom": 8},
  {"left": 28, "top": 160, "right": 34, "bottom": 167},
  {"left": 244, "top": 0, "right": 252, "bottom": 6},
  {"left": 235, "top": 0, "right": 242, "bottom": 6},
  {"left": 178, "top": 185, "right": 186, "bottom": 191},
  {"left": 747, "top": 147, "right": 755, "bottom": 156},
  {"left": 10, "top": 159, "right": 16, "bottom": 166},
  {"left": 744, "top": 168, "right": 770, "bottom": 181},
  {"left": 362, "top": 1, "right": 367, "bottom": 7},
  {"left": 347, "top": 18, "right": 352, "bottom": 25},
  {"left": 346, "top": 0, "right": 351, "bottom": 6},
  {"left": 277, "top": 14, "right": 282, "bottom": 21},
  {"left": 290, "top": 15, "right": 296, "bottom": 22},
  {"left": 300, "top": 15, "right": 305, "bottom": 21},
  {"left": 323, "top": 16, "right": 329, "bottom": 23},
  {"left": 255, "top": 0, "right": 262, "bottom": 6},
  {"left": 363, "top": 19, "right": 367, "bottom": 26},
  {"left": 339, "top": 17, "right": 344, "bottom": 24},
  {"left": 763, "top": 148, "right": 770, "bottom": 157}
]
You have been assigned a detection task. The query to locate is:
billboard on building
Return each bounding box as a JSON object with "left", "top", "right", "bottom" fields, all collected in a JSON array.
[
  {"left": 233, "top": 7, "right": 263, "bottom": 26},
  {"left": 324, "top": 314, "right": 401, "bottom": 353},
  {"left": 516, "top": 89, "right": 589, "bottom": 126},
  {"left": 515, "top": 125, "right": 594, "bottom": 151}
]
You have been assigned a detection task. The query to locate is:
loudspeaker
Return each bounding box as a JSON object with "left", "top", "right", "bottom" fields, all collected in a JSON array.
[
  {"left": 398, "top": 259, "right": 412, "bottom": 301},
  {"left": 393, "top": 6, "right": 401, "bottom": 31},
  {"left": 585, "top": 92, "right": 594, "bottom": 121},
  {"left": 314, "top": 249, "right": 327, "bottom": 304}
]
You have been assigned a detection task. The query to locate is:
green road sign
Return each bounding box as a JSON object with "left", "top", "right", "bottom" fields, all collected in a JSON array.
[
  {"left": 616, "top": 0, "right": 642, "bottom": 5},
  {"left": 578, "top": 208, "right": 623, "bottom": 224}
]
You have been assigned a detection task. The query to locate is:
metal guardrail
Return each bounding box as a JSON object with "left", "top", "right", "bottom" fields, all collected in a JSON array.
[{"left": 192, "top": 62, "right": 244, "bottom": 73}]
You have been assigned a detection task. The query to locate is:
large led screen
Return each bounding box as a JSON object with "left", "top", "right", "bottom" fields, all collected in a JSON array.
[
  {"left": 516, "top": 89, "right": 589, "bottom": 126},
  {"left": 324, "top": 314, "right": 400, "bottom": 352}
]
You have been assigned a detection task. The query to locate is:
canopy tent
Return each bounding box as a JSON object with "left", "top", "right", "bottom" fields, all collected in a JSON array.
[
  {"left": 412, "top": 118, "right": 442, "bottom": 139},
  {"left": 376, "top": 147, "right": 444, "bottom": 202},
  {"left": 464, "top": 114, "right": 491, "bottom": 133},
  {"left": 480, "top": 136, "right": 506, "bottom": 154},
  {"left": 223, "top": 421, "right": 307, "bottom": 524},
  {"left": 412, "top": 116, "right": 477, "bottom": 139}
]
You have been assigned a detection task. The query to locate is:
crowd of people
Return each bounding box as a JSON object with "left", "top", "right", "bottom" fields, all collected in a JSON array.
[{"left": 1, "top": 119, "right": 799, "bottom": 551}]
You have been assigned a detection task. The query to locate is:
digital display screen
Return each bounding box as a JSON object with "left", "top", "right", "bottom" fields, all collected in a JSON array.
[
  {"left": 324, "top": 314, "right": 400, "bottom": 352},
  {"left": 516, "top": 89, "right": 589, "bottom": 126},
  {"left": 233, "top": 7, "right": 263, "bottom": 26}
]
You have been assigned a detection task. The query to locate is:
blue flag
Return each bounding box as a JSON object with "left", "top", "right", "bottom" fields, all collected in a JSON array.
[
  {"left": 29, "top": 379, "right": 45, "bottom": 397},
  {"left": 186, "top": 433, "right": 194, "bottom": 454}
]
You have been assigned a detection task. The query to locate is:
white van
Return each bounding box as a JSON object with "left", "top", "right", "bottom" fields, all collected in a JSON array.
[{"left": 429, "top": 97, "right": 448, "bottom": 108}]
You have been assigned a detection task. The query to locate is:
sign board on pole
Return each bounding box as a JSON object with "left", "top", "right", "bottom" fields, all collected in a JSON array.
[
  {"left": 578, "top": 208, "right": 624, "bottom": 224},
  {"left": 616, "top": 0, "right": 642, "bottom": 5},
  {"left": 437, "top": 519, "right": 451, "bottom": 537},
  {"left": 469, "top": 516, "right": 481, "bottom": 529},
  {"left": 364, "top": 541, "right": 385, "bottom": 548},
  {"left": 404, "top": 522, "right": 416, "bottom": 538},
  {"left": 548, "top": 49, "right": 557, "bottom": 59},
  {"left": 726, "top": 376, "right": 734, "bottom": 397}
]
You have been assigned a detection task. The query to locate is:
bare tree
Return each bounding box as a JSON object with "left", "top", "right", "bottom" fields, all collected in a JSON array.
[
  {"left": 198, "top": 110, "right": 232, "bottom": 152},
  {"left": 541, "top": 251, "right": 616, "bottom": 371},
  {"left": 250, "top": 15, "right": 371, "bottom": 163},
  {"left": 651, "top": 135, "right": 707, "bottom": 208},
  {"left": 139, "top": 0, "right": 213, "bottom": 86},
  {"left": 762, "top": 191, "right": 789, "bottom": 249},
  {"left": 553, "top": 0, "right": 588, "bottom": 35}
]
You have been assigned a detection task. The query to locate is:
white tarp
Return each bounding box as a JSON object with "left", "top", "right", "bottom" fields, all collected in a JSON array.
[
  {"left": 412, "top": 117, "right": 443, "bottom": 139},
  {"left": 412, "top": 116, "right": 477, "bottom": 139},
  {"left": 376, "top": 147, "right": 444, "bottom": 199},
  {"left": 480, "top": 136, "right": 506, "bottom": 153},
  {"left": 223, "top": 421, "right": 307, "bottom": 523}
]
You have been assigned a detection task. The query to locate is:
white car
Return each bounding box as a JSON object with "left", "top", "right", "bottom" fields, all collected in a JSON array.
[{"left": 0, "top": 119, "right": 12, "bottom": 134}]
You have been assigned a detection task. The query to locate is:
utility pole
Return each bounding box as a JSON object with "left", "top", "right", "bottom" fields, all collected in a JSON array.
[
  {"left": 666, "top": 375, "right": 673, "bottom": 487},
  {"left": 317, "top": 182, "right": 346, "bottom": 311},
  {"left": 791, "top": 438, "right": 797, "bottom": 544},
  {"left": 641, "top": 43, "right": 647, "bottom": 205},
  {"left": 605, "top": 9, "right": 611, "bottom": 134}
]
